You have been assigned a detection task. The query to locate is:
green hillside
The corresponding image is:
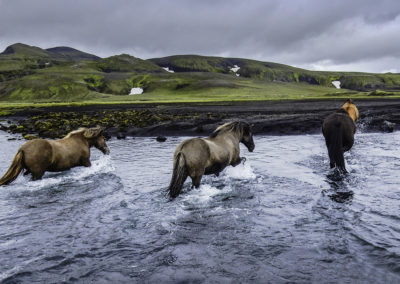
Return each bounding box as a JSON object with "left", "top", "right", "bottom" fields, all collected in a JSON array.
[
  {"left": 150, "top": 55, "right": 400, "bottom": 91},
  {"left": 46, "top": 46, "right": 101, "bottom": 61},
  {"left": 0, "top": 43, "right": 399, "bottom": 103}
]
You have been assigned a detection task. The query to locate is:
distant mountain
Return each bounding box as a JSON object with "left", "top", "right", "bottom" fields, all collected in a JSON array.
[
  {"left": 1, "top": 43, "right": 51, "bottom": 58},
  {"left": 46, "top": 46, "right": 100, "bottom": 61},
  {"left": 94, "top": 54, "right": 163, "bottom": 73},
  {"left": 1, "top": 42, "right": 400, "bottom": 102},
  {"left": 0, "top": 43, "right": 100, "bottom": 62},
  {"left": 150, "top": 55, "right": 308, "bottom": 81},
  {"left": 150, "top": 55, "right": 400, "bottom": 90}
]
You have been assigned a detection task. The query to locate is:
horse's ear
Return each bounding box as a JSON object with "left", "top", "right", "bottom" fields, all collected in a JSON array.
[
  {"left": 346, "top": 98, "right": 354, "bottom": 104},
  {"left": 83, "top": 128, "right": 95, "bottom": 139},
  {"left": 83, "top": 126, "right": 102, "bottom": 139},
  {"left": 96, "top": 125, "right": 105, "bottom": 135}
]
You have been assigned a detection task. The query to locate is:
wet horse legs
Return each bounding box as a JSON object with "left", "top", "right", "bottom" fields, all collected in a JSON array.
[{"left": 191, "top": 175, "right": 202, "bottom": 188}]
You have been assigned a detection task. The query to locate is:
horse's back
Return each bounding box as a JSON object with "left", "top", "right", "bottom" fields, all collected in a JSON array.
[
  {"left": 176, "top": 138, "right": 209, "bottom": 160},
  {"left": 20, "top": 139, "right": 52, "bottom": 157},
  {"left": 19, "top": 139, "right": 53, "bottom": 171},
  {"left": 323, "top": 112, "right": 355, "bottom": 149}
]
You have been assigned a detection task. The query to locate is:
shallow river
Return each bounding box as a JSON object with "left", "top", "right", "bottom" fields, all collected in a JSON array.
[{"left": 0, "top": 130, "right": 399, "bottom": 283}]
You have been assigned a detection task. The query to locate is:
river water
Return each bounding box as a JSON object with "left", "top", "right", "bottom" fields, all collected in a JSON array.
[{"left": 0, "top": 130, "right": 399, "bottom": 283}]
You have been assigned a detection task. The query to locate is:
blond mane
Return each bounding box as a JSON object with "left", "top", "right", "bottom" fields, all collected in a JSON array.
[
  {"left": 341, "top": 99, "right": 359, "bottom": 122},
  {"left": 64, "top": 128, "right": 87, "bottom": 139},
  {"left": 210, "top": 121, "right": 245, "bottom": 138}
]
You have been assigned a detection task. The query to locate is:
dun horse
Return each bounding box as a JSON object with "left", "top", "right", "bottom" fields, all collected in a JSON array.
[
  {"left": 168, "top": 121, "right": 255, "bottom": 198},
  {"left": 322, "top": 99, "right": 359, "bottom": 173},
  {"left": 0, "top": 126, "right": 110, "bottom": 185}
]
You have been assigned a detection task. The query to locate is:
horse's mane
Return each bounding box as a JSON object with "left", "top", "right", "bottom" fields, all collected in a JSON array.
[
  {"left": 65, "top": 126, "right": 104, "bottom": 139},
  {"left": 64, "top": 128, "right": 87, "bottom": 138},
  {"left": 210, "top": 121, "right": 246, "bottom": 138}
]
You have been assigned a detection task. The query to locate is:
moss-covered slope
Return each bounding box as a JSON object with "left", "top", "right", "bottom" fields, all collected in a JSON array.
[{"left": 1, "top": 43, "right": 400, "bottom": 102}]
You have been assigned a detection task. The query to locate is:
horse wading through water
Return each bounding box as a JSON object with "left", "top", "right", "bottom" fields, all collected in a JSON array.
[
  {"left": 0, "top": 126, "right": 110, "bottom": 185},
  {"left": 322, "top": 99, "right": 359, "bottom": 173},
  {"left": 168, "top": 121, "right": 255, "bottom": 198}
]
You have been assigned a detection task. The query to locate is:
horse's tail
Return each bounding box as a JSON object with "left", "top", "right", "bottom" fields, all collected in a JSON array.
[
  {"left": 167, "top": 152, "right": 188, "bottom": 198},
  {"left": 328, "top": 122, "right": 347, "bottom": 173},
  {"left": 0, "top": 150, "right": 24, "bottom": 186}
]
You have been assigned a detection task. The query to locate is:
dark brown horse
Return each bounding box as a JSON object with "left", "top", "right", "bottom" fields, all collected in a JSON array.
[
  {"left": 322, "top": 99, "right": 359, "bottom": 173},
  {"left": 168, "top": 121, "right": 255, "bottom": 198},
  {"left": 0, "top": 126, "right": 110, "bottom": 185}
]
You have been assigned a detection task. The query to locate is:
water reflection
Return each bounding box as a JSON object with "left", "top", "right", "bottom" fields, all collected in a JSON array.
[{"left": 325, "top": 171, "right": 354, "bottom": 203}]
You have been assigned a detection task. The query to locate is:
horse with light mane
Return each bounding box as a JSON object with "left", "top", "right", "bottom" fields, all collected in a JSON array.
[
  {"left": 0, "top": 126, "right": 110, "bottom": 185},
  {"left": 322, "top": 99, "right": 359, "bottom": 173},
  {"left": 168, "top": 121, "right": 255, "bottom": 198}
]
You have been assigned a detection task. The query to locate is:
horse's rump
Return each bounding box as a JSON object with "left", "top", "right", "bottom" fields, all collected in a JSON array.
[{"left": 323, "top": 112, "right": 355, "bottom": 172}]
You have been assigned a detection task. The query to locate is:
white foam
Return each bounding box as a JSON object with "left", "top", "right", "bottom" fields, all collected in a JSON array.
[
  {"left": 183, "top": 183, "right": 232, "bottom": 204},
  {"left": 162, "top": 67, "right": 174, "bottom": 73},
  {"left": 129, "top": 87, "right": 144, "bottom": 95},
  {"left": 10, "top": 155, "right": 114, "bottom": 191},
  {"left": 332, "top": 81, "right": 341, "bottom": 89},
  {"left": 224, "top": 161, "right": 256, "bottom": 180}
]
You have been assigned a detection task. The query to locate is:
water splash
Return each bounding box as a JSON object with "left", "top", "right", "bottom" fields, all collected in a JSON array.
[
  {"left": 9, "top": 155, "right": 115, "bottom": 192},
  {"left": 224, "top": 161, "right": 256, "bottom": 180},
  {"left": 182, "top": 184, "right": 232, "bottom": 204}
]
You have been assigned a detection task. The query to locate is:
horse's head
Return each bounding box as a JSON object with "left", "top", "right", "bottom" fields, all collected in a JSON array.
[
  {"left": 83, "top": 126, "right": 110, "bottom": 155},
  {"left": 341, "top": 99, "right": 359, "bottom": 122},
  {"left": 239, "top": 122, "right": 255, "bottom": 152}
]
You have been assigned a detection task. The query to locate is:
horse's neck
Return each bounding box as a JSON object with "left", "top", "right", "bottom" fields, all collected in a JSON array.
[
  {"left": 64, "top": 134, "right": 90, "bottom": 148},
  {"left": 342, "top": 107, "right": 357, "bottom": 122},
  {"left": 212, "top": 132, "right": 240, "bottom": 145},
  {"left": 349, "top": 108, "right": 358, "bottom": 122}
]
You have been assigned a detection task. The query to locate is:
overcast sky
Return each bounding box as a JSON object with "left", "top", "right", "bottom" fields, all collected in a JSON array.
[{"left": 1, "top": 0, "right": 399, "bottom": 73}]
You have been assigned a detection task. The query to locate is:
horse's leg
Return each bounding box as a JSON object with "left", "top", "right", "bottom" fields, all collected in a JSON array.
[
  {"left": 81, "top": 158, "right": 91, "bottom": 167},
  {"left": 28, "top": 164, "right": 45, "bottom": 181},
  {"left": 231, "top": 156, "right": 246, "bottom": 167},
  {"left": 191, "top": 175, "right": 203, "bottom": 188},
  {"left": 31, "top": 170, "right": 45, "bottom": 181}
]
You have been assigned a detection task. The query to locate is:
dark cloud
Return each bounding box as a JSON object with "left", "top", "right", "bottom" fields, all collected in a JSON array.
[{"left": 1, "top": 0, "right": 399, "bottom": 72}]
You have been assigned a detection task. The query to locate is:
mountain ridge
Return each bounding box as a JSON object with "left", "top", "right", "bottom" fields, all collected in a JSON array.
[{"left": 0, "top": 42, "right": 399, "bottom": 102}]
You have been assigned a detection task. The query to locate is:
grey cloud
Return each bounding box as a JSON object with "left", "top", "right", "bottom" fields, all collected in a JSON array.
[{"left": 0, "top": 0, "right": 399, "bottom": 72}]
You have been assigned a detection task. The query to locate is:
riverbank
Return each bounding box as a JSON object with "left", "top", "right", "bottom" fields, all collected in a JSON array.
[{"left": 1, "top": 98, "right": 399, "bottom": 139}]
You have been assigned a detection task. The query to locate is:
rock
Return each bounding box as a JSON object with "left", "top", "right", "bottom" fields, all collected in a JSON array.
[
  {"left": 156, "top": 135, "right": 167, "bottom": 142},
  {"left": 116, "top": 132, "right": 126, "bottom": 139},
  {"left": 7, "top": 137, "right": 17, "bottom": 141},
  {"left": 195, "top": 125, "right": 204, "bottom": 133},
  {"left": 382, "top": 120, "right": 395, "bottom": 133},
  {"left": 23, "top": 134, "right": 38, "bottom": 140}
]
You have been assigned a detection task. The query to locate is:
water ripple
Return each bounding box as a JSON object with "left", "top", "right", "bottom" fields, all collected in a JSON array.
[{"left": 0, "top": 132, "right": 400, "bottom": 282}]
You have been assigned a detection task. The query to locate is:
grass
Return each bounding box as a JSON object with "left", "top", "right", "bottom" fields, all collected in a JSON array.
[{"left": 1, "top": 43, "right": 400, "bottom": 105}]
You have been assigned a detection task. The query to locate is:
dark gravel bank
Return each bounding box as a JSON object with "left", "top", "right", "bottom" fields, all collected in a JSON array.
[{"left": 1, "top": 99, "right": 400, "bottom": 139}]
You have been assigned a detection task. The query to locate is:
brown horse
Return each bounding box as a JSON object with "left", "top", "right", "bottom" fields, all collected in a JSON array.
[
  {"left": 0, "top": 126, "right": 110, "bottom": 185},
  {"left": 322, "top": 99, "right": 359, "bottom": 173},
  {"left": 168, "top": 121, "right": 255, "bottom": 198}
]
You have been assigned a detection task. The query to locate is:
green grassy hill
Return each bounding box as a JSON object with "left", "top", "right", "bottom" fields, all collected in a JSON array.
[
  {"left": 1, "top": 43, "right": 399, "bottom": 103},
  {"left": 46, "top": 46, "right": 101, "bottom": 61},
  {"left": 150, "top": 55, "right": 400, "bottom": 91}
]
